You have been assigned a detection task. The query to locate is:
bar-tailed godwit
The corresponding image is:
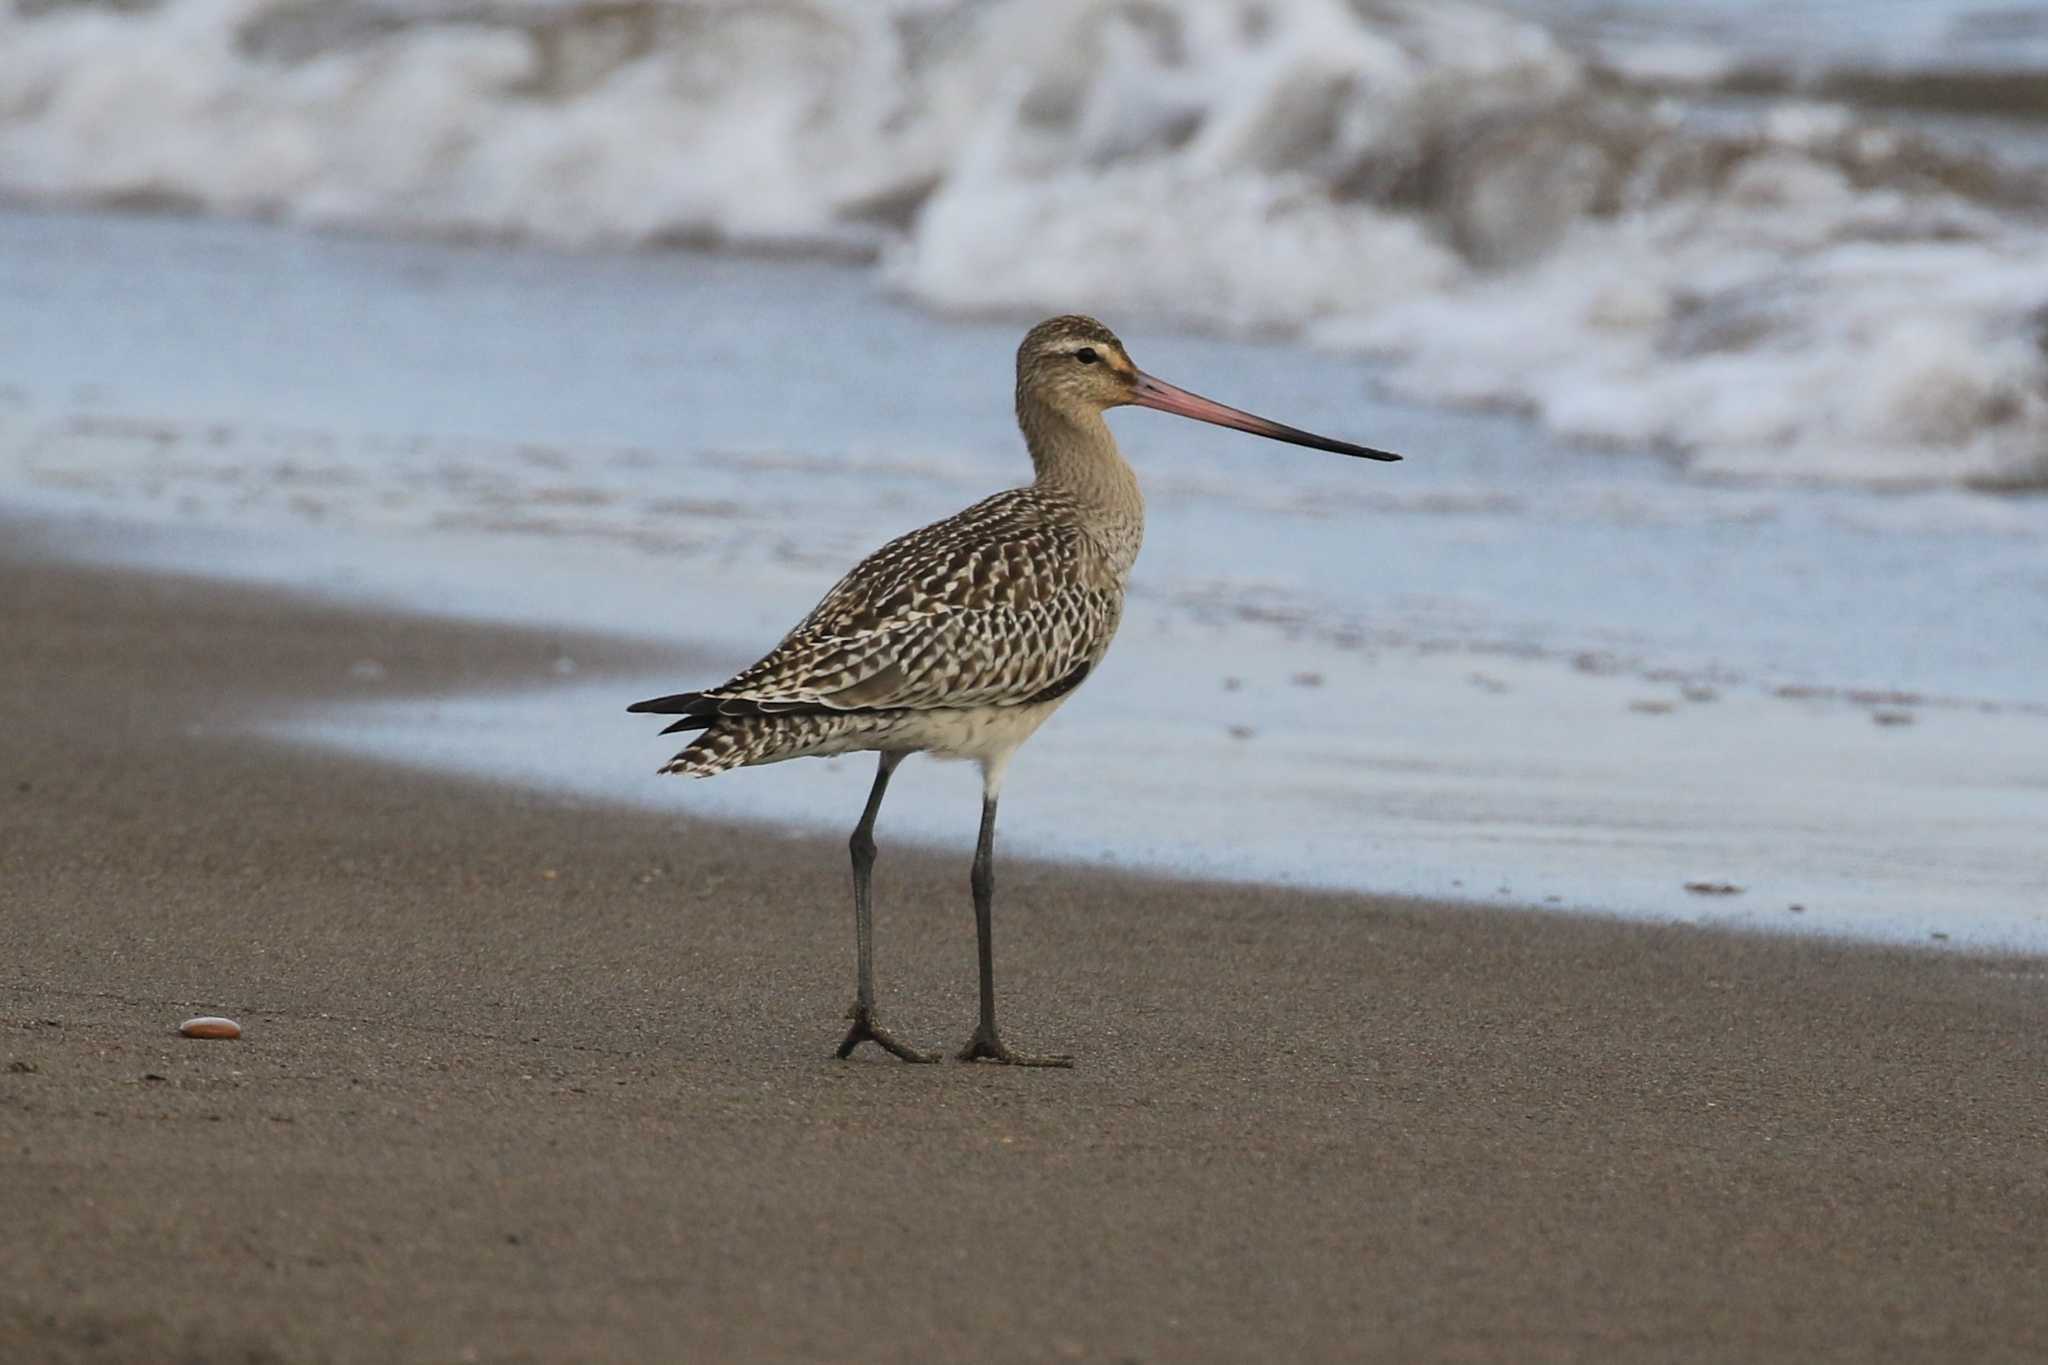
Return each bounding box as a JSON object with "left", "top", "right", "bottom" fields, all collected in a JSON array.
[{"left": 630, "top": 316, "right": 1400, "bottom": 1066}]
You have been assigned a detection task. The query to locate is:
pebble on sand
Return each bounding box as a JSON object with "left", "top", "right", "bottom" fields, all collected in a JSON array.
[{"left": 179, "top": 1016, "right": 241, "bottom": 1040}]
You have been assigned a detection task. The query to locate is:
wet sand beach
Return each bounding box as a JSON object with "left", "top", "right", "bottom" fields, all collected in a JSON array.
[{"left": 3, "top": 525, "right": 2046, "bottom": 1363}]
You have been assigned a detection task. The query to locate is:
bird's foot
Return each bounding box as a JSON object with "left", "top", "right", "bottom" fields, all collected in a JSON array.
[
  {"left": 836, "top": 1003, "right": 940, "bottom": 1064},
  {"left": 957, "top": 1026, "right": 1073, "bottom": 1068}
]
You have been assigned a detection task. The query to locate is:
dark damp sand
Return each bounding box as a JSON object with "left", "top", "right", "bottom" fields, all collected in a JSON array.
[{"left": 2, "top": 521, "right": 2044, "bottom": 1365}]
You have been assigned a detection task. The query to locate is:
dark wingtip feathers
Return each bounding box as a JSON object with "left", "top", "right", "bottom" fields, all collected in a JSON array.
[{"left": 627, "top": 690, "right": 705, "bottom": 715}]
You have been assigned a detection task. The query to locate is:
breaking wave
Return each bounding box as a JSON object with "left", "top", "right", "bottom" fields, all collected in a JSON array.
[{"left": 2, "top": 0, "right": 2044, "bottom": 487}]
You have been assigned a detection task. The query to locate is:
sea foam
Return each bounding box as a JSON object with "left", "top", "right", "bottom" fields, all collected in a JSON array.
[{"left": 2, "top": 0, "right": 2042, "bottom": 487}]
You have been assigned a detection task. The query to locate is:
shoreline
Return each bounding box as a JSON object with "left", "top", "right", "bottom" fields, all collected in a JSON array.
[
  {"left": 16, "top": 502, "right": 2048, "bottom": 953},
  {"left": 5, "top": 518, "right": 2047, "bottom": 1361}
]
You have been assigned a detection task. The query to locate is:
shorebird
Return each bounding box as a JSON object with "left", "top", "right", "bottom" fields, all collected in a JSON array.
[{"left": 630, "top": 316, "right": 1400, "bottom": 1066}]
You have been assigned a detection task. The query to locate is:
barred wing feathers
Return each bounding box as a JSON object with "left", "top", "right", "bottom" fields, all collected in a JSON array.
[{"left": 693, "top": 490, "right": 1121, "bottom": 719}]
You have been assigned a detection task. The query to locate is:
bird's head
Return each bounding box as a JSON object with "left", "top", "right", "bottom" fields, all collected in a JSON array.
[
  {"left": 1016, "top": 315, "right": 1142, "bottom": 413},
  {"left": 1014, "top": 314, "right": 1403, "bottom": 463}
]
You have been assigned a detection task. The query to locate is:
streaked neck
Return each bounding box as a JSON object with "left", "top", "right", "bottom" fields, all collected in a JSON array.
[{"left": 1018, "top": 398, "right": 1143, "bottom": 514}]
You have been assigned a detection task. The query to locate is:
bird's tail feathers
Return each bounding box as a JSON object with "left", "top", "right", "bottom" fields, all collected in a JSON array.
[
  {"left": 660, "top": 725, "right": 753, "bottom": 777},
  {"left": 658, "top": 710, "right": 898, "bottom": 777}
]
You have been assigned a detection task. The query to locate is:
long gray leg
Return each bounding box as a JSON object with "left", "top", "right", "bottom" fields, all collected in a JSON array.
[
  {"left": 836, "top": 752, "right": 937, "bottom": 1063},
  {"left": 957, "top": 793, "right": 1072, "bottom": 1067}
]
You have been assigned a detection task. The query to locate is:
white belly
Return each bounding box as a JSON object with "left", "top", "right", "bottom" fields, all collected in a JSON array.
[
  {"left": 717, "top": 698, "right": 1073, "bottom": 795},
  {"left": 890, "top": 700, "right": 1065, "bottom": 770}
]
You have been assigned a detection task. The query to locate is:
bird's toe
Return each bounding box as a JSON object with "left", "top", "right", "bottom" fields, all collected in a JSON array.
[
  {"left": 956, "top": 1027, "right": 1073, "bottom": 1068},
  {"left": 837, "top": 1004, "right": 940, "bottom": 1064}
]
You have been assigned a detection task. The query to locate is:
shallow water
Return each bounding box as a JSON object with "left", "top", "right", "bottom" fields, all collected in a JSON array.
[{"left": 5, "top": 208, "right": 2044, "bottom": 951}]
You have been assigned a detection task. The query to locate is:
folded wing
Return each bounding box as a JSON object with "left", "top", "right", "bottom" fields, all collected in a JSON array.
[{"left": 630, "top": 490, "right": 1122, "bottom": 726}]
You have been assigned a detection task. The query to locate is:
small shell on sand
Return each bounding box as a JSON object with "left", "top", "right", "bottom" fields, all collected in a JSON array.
[{"left": 179, "top": 1016, "right": 241, "bottom": 1040}]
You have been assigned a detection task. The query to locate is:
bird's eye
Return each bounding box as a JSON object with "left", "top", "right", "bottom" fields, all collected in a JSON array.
[{"left": 1074, "top": 347, "right": 1099, "bottom": 365}]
